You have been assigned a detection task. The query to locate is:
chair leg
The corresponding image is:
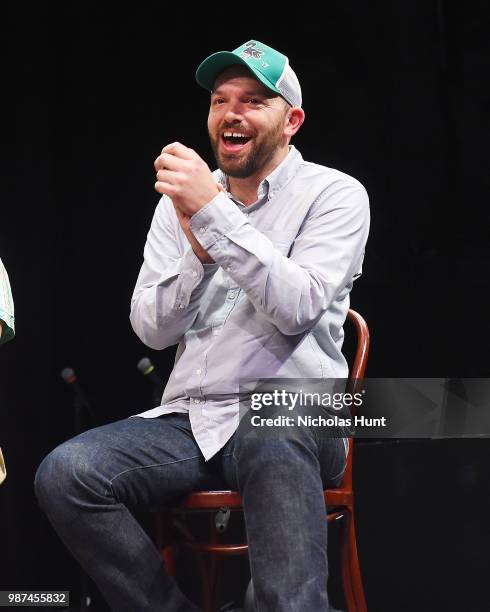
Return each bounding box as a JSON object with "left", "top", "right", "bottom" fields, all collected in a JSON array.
[
  {"left": 207, "top": 513, "right": 225, "bottom": 612},
  {"left": 209, "top": 554, "right": 224, "bottom": 612},
  {"left": 340, "top": 507, "right": 367, "bottom": 612},
  {"left": 201, "top": 554, "right": 214, "bottom": 612},
  {"left": 161, "top": 545, "right": 177, "bottom": 577},
  {"left": 156, "top": 512, "right": 177, "bottom": 576}
]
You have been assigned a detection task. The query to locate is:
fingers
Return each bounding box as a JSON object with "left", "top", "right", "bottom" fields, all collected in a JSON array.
[
  {"left": 154, "top": 142, "right": 197, "bottom": 170},
  {"left": 161, "top": 141, "right": 195, "bottom": 158},
  {"left": 155, "top": 166, "right": 191, "bottom": 196},
  {"left": 154, "top": 151, "right": 189, "bottom": 172},
  {"left": 153, "top": 142, "right": 217, "bottom": 210},
  {"left": 155, "top": 168, "right": 184, "bottom": 184},
  {"left": 154, "top": 179, "right": 176, "bottom": 196}
]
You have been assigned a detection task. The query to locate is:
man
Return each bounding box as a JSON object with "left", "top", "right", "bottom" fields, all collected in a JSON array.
[
  {"left": 0, "top": 256, "right": 15, "bottom": 485},
  {"left": 35, "top": 40, "right": 369, "bottom": 611}
]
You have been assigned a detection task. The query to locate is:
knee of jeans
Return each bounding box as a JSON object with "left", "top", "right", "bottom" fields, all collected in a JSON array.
[
  {"left": 234, "top": 434, "right": 317, "bottom": 476},
  {"left": 34, "top": 440, "right": 100, "bottom": 509}
]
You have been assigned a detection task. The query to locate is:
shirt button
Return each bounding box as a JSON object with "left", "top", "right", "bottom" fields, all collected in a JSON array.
[
  {"left": 226, "top": 266, "right": 232, "bottom": 272},
  {"left": 199, "top": 227, "right": 208, "bottom": 233},
  {"left": 191, "top": 270, "right": 198, "bottom": 278},
  {"left": 196, "top": 369, "right": 202, "bottom": 375},
  {"left": 179, "top": 304, "right": 185, "bottom": 309}
]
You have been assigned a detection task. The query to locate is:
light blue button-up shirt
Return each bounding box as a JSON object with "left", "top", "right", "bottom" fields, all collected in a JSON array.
[{"left": 130, "top": 146, "right": 370, "bottom": 460}]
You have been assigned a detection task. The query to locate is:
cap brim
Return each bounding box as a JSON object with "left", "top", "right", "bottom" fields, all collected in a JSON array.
[{"left": 195, "top": 51, "right": 281, "bottom": 97}]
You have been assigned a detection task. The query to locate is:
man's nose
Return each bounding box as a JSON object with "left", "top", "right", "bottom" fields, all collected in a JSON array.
[{"left": 223, "top": 102, "right": 244, "bottom": 123}]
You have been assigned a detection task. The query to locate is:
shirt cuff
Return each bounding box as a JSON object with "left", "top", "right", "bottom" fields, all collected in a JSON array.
[
  {"left": 189, "top": 192, "right": 248, "bottom": 251},
  {"left": 173, "top": 248, "right": 219, "bottom": 310},
  {"left": 181, "top": 247, "right": 219, "bottom": 280}
]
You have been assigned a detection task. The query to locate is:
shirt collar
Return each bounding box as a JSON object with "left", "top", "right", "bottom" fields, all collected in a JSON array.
[{"left": 215, "top": 145, "right": 303, "bottom": 203}]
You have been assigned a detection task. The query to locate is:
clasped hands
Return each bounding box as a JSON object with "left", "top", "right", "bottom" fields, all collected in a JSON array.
[{"left": 154, "top": 142, "right": 222, "bottom": 264}]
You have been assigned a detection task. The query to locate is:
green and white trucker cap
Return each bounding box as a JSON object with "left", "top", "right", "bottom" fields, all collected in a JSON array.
[{"left": 196, "top": 40, "right": 302, "bottom": 108}]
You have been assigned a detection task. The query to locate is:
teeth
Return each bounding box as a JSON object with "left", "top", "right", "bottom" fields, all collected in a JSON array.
[{"left": 223, "top": 132, "right": 249, "bottom": 138}]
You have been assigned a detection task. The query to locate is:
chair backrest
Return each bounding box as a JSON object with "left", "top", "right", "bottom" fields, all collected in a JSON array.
[{"left": 340, "top": 309, "right": 370, "bottom": 490}]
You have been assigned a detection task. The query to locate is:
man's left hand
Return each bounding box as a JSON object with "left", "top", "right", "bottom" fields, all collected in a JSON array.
[{"left": 154, "top": 142, "right": 220, "bottom": 216}]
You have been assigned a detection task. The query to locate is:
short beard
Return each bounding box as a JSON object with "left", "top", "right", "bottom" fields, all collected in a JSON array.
[
  {"left": 211, "top": 142, "right": 275, "bottom": 179},
  {"left": 209, "top": 120, "right": 285, "bottom": 179}
]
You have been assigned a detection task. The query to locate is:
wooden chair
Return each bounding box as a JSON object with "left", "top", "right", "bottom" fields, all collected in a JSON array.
[{"left": 159, "top": 308, "right": 370, "bottom": 612}]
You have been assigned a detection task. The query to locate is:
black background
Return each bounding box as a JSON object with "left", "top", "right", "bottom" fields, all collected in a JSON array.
[{"left": 1, "top": 2, "right": 489, "bottom": 611}]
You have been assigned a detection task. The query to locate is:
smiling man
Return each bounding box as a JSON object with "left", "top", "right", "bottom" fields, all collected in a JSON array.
[
  {"left": 208, "top": 64, "right": 300, "bottom": 185},
  {"left": 35, "top": 40, "right": 369, "bottom": 611}
]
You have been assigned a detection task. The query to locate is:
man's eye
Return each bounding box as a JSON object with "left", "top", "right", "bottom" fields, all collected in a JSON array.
[
  {"left": 249, "top": 98, "right": 260, "bottom": 104},
  {"left": 214, "top": 98, "right": 225, "bottom": 105}
]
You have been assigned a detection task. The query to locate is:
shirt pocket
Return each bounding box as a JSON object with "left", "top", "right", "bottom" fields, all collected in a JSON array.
[{"left": 259, "top": 230, "right": 297, "bottom": 256}]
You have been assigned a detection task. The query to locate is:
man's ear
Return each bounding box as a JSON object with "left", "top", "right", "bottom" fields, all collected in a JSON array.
[{"left": 285, "top": 107, "right": 305, "bottom": 137}]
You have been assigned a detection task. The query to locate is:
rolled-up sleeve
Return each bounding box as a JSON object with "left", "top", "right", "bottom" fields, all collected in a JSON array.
[
  {"left": 189, "top": 182, "right": 369, "bottom": 336},
  {"left": 130, "top": 196, "right": 219, "bottom": 349}
]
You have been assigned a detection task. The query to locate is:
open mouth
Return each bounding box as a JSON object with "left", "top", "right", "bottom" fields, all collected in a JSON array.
[{"left": 221, "top": 131, "right": 252, "bottom": 153}]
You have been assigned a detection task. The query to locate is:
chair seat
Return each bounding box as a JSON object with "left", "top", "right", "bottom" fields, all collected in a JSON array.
[{"left": 176, "top": 488, "right": 353, "bottom": 511}]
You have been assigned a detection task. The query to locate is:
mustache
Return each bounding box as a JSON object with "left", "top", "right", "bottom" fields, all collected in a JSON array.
[
  {"left": 217, "top": 122, "right": 254, "bottom": 135},
  {"left": 220, "top": 120, "right": 244, "bottom": 128}
]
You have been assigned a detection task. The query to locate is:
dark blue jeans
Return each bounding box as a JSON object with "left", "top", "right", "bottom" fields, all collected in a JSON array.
[{"left": 34, "top": 413, "right": 346, "bottom": 611}]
